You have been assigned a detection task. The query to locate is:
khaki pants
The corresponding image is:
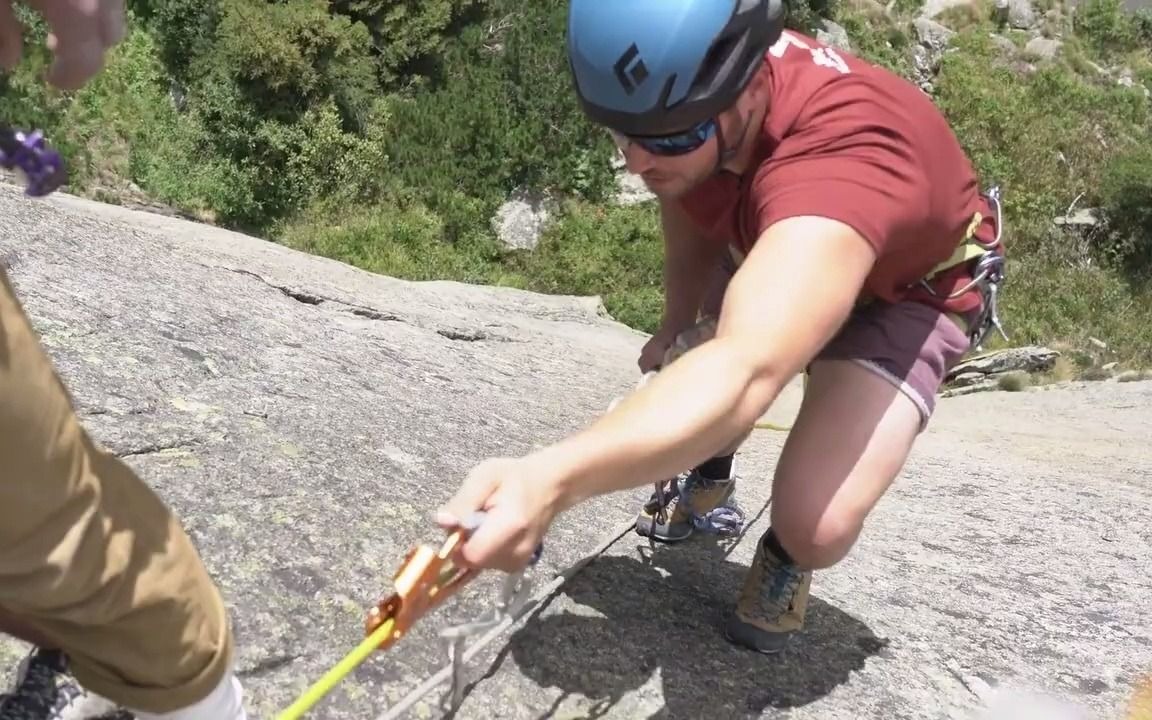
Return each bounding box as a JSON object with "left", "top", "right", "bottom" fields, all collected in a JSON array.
[{"left": 0, "top": 268, "right": 233, "bottom": 713}]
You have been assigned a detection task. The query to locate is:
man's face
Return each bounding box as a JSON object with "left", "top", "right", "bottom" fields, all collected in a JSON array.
[
  {"left": 608, "top": 100, "right": 747, "bottom": 199},
  {"left": 609, "top": 121, "right": 721, "bottom": 200}
]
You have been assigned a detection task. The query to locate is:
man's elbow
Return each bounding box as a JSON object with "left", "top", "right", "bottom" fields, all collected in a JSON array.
[{"left": 719, "top": 336, "right": 791, "bottom": 429}]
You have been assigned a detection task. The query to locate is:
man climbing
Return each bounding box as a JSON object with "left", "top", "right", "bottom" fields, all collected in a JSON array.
[
  {"left": 1, "top": 1, "right": 248, "bottom": 717},
  {"left": 438, "top": 0, "right": 1005, "bottom": 654}
]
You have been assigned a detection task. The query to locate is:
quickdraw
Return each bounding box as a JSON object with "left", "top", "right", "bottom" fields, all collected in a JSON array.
[
  {"left": 276, "top": 512, "right": 541, "bottom": 720},
  {"left": 0, "top": 125, "right": 67, "bottom": 197}
]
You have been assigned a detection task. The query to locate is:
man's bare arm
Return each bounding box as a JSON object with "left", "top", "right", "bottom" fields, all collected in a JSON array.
[
  {"left": 538, "top": 215, "right": 876, "bottom": 507},
  {"left": 657, "top": 198, "right": 726, "bottom": 332}
]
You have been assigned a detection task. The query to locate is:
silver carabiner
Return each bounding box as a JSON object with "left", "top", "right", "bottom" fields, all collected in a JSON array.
[
  {"left": 968, "top": 251, "right": 1009, "bottom": 351},
  {"left": 436, "top": 516, "right": 540, "bottom": 713}
]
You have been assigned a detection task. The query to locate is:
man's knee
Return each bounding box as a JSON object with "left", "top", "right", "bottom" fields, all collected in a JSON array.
[
  {"left": 10, "top": 514, "right": 236, "bottom": 714},
  {"left": 771, "top": 502, "right": 866, "bottom": 569},
  {"left": 1, "top": 420, "right": 236, "bottom": 712},
  {"left": 57, "top": 458, "right": 236, "bottom": 714}
]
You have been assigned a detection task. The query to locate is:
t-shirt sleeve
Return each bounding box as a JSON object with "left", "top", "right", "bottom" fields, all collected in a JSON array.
[{"left": 746, "top": 77, "right": 931, "bottom": 258}]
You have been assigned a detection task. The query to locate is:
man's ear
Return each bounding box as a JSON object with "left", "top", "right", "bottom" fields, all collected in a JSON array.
[{"left": 744, "top": 65, "right": 772, "bottom": 110}]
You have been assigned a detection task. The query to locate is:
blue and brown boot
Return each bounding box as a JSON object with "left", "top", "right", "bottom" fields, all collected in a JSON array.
[
  {"left": 634, "top": 458, "right": 742, "bottom": 542},
  {"left": 725, "top": 529, "right": 812, "bottom": 654}
]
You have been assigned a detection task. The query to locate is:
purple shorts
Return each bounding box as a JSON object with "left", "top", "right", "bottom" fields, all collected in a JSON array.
[
  {"left": 689, "top": 252, "right": 973, "bottom": 431},
  {"left": 816, "top": 300, "right": 971, "bottom": 428}
]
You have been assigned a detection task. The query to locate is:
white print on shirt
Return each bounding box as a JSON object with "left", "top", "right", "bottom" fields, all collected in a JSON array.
[{"left": 768, "top": 30, "right": 851, "bottom": 74}]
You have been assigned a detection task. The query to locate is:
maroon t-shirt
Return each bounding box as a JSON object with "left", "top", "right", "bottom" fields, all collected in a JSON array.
[{"left": 678, "top": 30, "right": 999, "bottom": 315}]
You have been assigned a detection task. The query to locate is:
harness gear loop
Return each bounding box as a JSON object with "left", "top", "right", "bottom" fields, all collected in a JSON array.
[{"left": 917, "top": 184, "right": 1009, "bottom": 352}]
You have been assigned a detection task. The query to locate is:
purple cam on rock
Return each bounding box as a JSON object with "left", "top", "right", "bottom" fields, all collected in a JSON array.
[{"left": 0, "top": 126, "right": 67, "bottom": 197}]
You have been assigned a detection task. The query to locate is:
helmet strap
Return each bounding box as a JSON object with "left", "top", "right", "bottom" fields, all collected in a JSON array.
[{"left": 713, "top": 108, "right": 754, "bottom": 174}]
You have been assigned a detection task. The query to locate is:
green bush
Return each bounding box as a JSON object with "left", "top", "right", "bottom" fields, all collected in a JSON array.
[
  {"left": 785, "top": 0, "right": 842, "bottom": 34},
  {"left": 517, "top": 202, "right": 664, "bottom": 332},
  {"left": 4, "top": 0, "right": 1152, "bottom": 363},
  {"left": 1097, "top": 144, "right": 1152, "bottom": 280},
  {"left": 380, "top": 0, "right": 618, "bottom": 222},
  {"left": 925, "top": 22, "right": 1152, "bottom": 358},
  {"left": 1073, "top": 0, "right": 1152, "bottom": 60},
  {"left": 278, "top": 200, "right": 507, "bottom": 283}
]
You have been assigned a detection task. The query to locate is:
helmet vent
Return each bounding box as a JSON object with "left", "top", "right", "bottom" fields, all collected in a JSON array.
[{"left": 693, "top": 30, "right": 748, "bottom": 97}]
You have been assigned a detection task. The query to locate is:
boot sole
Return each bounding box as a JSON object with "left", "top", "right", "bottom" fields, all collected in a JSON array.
[
  {"left": 633, "top": 515, "right": 693, "bottom": 542},
  {"left": 723, "top": 617, "right": 794, "bottom": 655}
]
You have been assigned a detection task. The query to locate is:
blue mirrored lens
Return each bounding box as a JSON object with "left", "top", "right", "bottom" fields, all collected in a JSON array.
[{"left": 633, "top": 118, "right": 717, "bottom": 156}]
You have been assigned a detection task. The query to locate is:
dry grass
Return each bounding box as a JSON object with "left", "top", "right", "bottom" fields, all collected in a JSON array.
[
  {"left": 1080, "top": 366, "right": 1114, "bottom": 381},
  {"left": 1048, "top": 355, "right": 1077, "bottom": 381},
  {"left": 1117, "top": 369, "right": 1152, "bottom": 382},
  {"left": 997, "top": 372, "right": 1031, "bottom": 391}
]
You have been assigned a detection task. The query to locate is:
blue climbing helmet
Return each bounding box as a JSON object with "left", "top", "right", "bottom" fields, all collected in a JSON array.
[{"left": 566, "top": 0, "right": 786, "bottom": 138}]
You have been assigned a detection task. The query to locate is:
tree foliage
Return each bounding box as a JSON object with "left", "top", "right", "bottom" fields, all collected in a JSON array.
[{"left": 2, "top": 0, "right": 1152, "bottom": 358}]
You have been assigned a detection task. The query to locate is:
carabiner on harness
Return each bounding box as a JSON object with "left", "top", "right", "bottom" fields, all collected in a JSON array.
[
  {"left": 967, "top": 185, "right": 1009, "bottom": 351},
  {"left": 918, "top": 184, "right": 1009, "bottom": 352}
]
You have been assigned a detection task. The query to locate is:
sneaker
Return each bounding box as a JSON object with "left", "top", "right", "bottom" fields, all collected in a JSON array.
[
  {"left": 0, "top": 648, "right": 125, "bottom": 720},
  {"left": 724, "top": 530, "right": 812, "bottom": 654},
  {"left": 634, "top": 464, "right": 742, "bottom": 542}
]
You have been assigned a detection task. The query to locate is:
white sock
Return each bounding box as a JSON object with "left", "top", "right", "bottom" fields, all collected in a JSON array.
[{"left": 130, "top": 670, "right": 248, "bottom": 720}]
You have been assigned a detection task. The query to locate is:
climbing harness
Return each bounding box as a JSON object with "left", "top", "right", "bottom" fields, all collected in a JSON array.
[
  {"left": 688, "top": 486, "right": 745, "bottom": 535},
  {"left": 0, "top": 125, "right": 67, "bottom": 197},
  {"left": 918, "top": 185, "right": 1010, "bottom": 352},
  {"left": 275, "top": 512, "right": 542, "bottom": 720}
]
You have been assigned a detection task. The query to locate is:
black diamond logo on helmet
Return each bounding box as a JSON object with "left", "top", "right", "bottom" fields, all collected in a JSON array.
[{"left": 613, "top": 43, "right": 649, "bottom": 95}]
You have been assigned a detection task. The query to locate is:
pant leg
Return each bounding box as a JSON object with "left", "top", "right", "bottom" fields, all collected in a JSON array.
[{"left": 0, "top": 268, "right": 235, "bottom": 713}]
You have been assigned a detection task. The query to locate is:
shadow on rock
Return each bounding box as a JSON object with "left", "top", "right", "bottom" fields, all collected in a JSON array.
[{"left": 504, "top": 537, "right": 888, "bottom": 720}]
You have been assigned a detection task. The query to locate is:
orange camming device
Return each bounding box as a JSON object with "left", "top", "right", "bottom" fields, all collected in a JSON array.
[
  {"left": 276, "top": 512, "right": 540, "bottom": 719},
  {"left": 363, "top": 520, "right": 479, "bottom": 649}
]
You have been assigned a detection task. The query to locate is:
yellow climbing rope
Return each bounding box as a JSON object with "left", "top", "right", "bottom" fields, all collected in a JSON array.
[{"left": 276, "top": 618, "right": 396, "bottom": 720}]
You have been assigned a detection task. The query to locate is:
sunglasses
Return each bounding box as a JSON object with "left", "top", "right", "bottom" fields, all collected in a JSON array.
[{"left": 608, "top": 117, "right": 718, "bottom": 157}]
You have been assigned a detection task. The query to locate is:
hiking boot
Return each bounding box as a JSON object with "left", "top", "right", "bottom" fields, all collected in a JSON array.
[
  {"left": 725, "top": 530, "right": 812, "bottom": 654},
  {"left": 0, "top": 648, "right": 123, "bottom": 720},
  {"left": 634, "top": 464, "right": 741, "bottom": 542}
]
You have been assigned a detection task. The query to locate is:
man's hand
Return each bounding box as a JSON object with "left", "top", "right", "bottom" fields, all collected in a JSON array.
[
  {"left": 0, "top": 0, "right": 126, "bottom": 90},
  {"left": 637, "top": 326, "right": 678, "bottom": 373},
  {"left": 535, "top": 215, "right": 875, "bottom": 501},
  {"left": 435, "top": 456, "right": 564, "bottom": 572},
  {"left": 438, "top": 215, "right": 875, "bottom": 570}
]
